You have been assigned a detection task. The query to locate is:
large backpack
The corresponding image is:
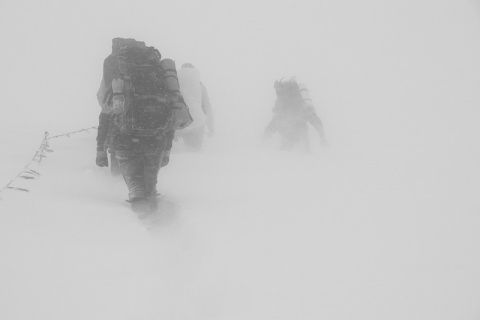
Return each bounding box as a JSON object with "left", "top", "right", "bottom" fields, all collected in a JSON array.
[
  {"left": 111, "top": 43, "right": 172, "bottom": 136},
  {"left": 157, "top": 59, "right": 193, "bottom": 131}
]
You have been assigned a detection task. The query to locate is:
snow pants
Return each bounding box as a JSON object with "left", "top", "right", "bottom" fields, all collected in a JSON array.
[
  {"left": 113, "top": 134, "right": 168, "bottom": 201},
  {"left": 265, "top": 116, "right": 310, "bottom": 151},
  {"left": 280, "top": 122, "right": 309, "bottom": 151}
]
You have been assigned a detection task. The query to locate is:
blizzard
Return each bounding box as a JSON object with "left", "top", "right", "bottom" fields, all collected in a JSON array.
[{"left": 1, "top": 0, "right": 480, "bottom": 319}]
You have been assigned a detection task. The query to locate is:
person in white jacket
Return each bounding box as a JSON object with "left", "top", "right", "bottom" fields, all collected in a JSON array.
[{"left": 175, "top": 63, "right": 214, "bottom": 149}]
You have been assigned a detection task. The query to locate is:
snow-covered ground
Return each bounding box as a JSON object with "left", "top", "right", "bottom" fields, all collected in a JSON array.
[{"left": 1, "top": 0, "right": 480, "bottom": 319}]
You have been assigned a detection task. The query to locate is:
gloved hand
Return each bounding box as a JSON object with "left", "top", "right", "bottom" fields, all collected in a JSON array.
[
  {"left": 96, "top": 150, "right": 108, "bottom": 167},
  {"left": 171, "top": 100, "right": 193, "bottom": 130}
]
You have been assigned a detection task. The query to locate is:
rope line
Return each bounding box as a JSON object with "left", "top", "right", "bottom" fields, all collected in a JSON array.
[{"left": 0, "top": 126, "right": 97, "bottom": 197}]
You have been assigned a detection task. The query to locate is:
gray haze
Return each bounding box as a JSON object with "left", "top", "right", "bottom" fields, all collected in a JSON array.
[{"left": 1, "top": 0, "right": 480, "bottom": 319}]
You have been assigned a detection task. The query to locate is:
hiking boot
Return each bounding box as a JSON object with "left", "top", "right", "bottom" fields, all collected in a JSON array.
[
  {"left": 147, "top": 191, "right": 161, "bottom": 211},
  {"left": 130, "top": 198, "right": 150, "bottom": 218}
]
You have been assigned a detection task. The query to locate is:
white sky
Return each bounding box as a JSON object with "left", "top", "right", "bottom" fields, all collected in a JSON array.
[{"left": 1, "top": 0, "right": 480, "bottom": 154}]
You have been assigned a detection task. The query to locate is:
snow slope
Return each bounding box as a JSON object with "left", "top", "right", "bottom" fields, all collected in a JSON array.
[
  {"left": 0, "top": 128, "right": 478, "bottom": 320},
  {"left": 1, "top": 0, "right": 480, "bottom": 319}
]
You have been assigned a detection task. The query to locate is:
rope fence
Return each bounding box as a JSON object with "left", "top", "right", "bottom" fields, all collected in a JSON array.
[{"left": 0, "top": 126, "right": 97, "bottom": 197}]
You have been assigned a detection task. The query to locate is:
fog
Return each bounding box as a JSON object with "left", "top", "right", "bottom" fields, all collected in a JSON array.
[{"left": 1, "top": 0, "right": 480, "bottom": 319}]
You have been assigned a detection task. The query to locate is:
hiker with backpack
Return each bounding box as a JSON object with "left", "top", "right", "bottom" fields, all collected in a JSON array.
[
  {"left": 264, "top": 78, "right": 328, "bottom": 151},
  {"left": 96, "top": 38, "right": 192, "bottom": 216},
  {"left": 174, "top": 63, "right": 214, "bottom": 150}
]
